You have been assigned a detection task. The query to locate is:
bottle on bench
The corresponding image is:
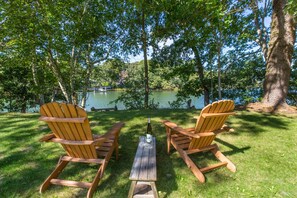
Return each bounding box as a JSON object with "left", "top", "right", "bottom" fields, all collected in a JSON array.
[{"left": 146, "top": 117, "right": 153, "bottom": 143}]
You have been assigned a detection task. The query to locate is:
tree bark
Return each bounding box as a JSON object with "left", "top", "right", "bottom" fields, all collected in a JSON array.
[
  {"left": 141, "top": 6, "right": 149, "bottom": 109},
  {"left": 80, "top": 44, "right": 93, "bottom": 108},
  {"left": 262, "top": 0, "right": 296, "bottom": 109},
  {"left": 217, "top": 35, "right": 222, "bottom": 100},
  {"left": 47, "top": 48, "right": 71, "bottom": 103},
  {"left": 192, "top": 47, "right": 210, "bottom": 106},
  {"left": 31, "top": 48, "right": 45, "bottom": 106},
  {"left": 250, "top": 0, "right": 270, "bottom": 61}
]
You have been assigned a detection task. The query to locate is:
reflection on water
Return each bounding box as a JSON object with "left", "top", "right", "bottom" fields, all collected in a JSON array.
[{"left": 85, "top": 91, "right": 204, "bottom": 111}]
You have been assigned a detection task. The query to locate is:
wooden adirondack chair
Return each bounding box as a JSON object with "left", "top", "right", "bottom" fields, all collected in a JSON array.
[
  {"left": 38, "top": 102, "right": 124, "bottom": 198},
  {"left": 162, "top": 100, "right": 236, "bottom": 183}
]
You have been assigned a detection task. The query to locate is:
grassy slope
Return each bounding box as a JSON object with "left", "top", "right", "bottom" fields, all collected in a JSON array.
[{"left": 0, "top": 109, "right": 296, "bottom": 198}]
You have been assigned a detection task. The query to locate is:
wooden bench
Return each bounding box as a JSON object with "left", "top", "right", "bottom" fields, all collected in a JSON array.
[
  {"left": 128, "top": 136, "right": 158, "bottom": 198},
  {"left": 90, "top": 106, "right": 117, "bottom": 112}
]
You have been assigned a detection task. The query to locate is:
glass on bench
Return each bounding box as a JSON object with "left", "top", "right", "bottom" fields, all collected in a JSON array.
[{"left": 140, "top": 136, "right": 153, "bottom": 149}]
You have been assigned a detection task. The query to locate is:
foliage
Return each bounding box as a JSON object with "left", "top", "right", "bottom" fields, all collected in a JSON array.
[
  {"left": 0, "top": 64, "right": 34, "bottom": 112},
  {"left": 0, "top": 0, "right": 296, "bottom": 112},
  {"left": 219, "top": 52, "right": 266, "bottom": 104},
  {"left": 150, "top": 0, "right": 249, "bottom": 105},
  {"left": 92, "top": 59, "right": 127, "bottom": 88},
  {"left": 113, "top": 61, "right": 159, "bottom": 109},
  {"left": 0, "top": 0, "right": 127, "bottom": 107},
  {"left": 288, "top": 49, "right": 297, "bottom": 105},
  {"left": 287, "top": 0, "right": 297, "bottom": 18}
]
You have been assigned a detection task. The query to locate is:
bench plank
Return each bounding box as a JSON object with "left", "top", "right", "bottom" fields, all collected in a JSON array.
[{"left": 129, "top": 136, "right": 157, "bottom": 181}]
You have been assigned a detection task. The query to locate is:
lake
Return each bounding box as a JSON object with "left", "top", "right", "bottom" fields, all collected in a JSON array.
[{"left": 85, "top": 90, "right": 204, "bottom": 111}]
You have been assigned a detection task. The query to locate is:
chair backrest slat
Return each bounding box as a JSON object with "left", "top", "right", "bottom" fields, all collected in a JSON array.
[
  {"left": 60, "top": 103, "right": 91, "bottom": 158},
  {"left": 40, "top": 103, "right": 73, "bottom": 156},
  {"left": 189, "top": 100, "right": 234, "bottom": 149},
  {"left": 40, "top": 102, "right": 97, "bottom": 159}
]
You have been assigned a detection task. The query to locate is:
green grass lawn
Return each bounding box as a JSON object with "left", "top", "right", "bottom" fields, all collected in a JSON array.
[{"left": 0, "top": 109, "right": 297, "bottom": 197}]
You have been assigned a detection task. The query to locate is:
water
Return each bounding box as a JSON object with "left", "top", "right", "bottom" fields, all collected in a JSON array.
[
  {"left": 1, "top": 90, "right": 204, "bottom": 113},
  {"left": 85, "top": 90, "right": 204, "bottom": 111}
]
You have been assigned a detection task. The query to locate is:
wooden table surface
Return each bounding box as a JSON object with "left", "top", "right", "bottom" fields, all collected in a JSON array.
[{"left": 129, "top": 136, "right": 157, "bottom": 181}]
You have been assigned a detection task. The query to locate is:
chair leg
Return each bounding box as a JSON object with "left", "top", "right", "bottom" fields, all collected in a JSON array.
[
  {"left": 87, "top": 165, "right": 104, "bottom": 198},
  {"left": 128, "top": 181, "right": 137, "bottom": 198},
  {"left": 167, "top": 137, "right": 171, "bottom": 154},
  {"left": 115, "top": 140, "right": 119, "bottom": 160},
  {"left": 166, "top": 128, "right": 171, "bottom": 154},
  {"left": 150, "top": 182, "right": 159, "bottom": 198},
  {"left": 87, "top": 147, "right": 114, "bottom": 198},
  {"left": 171, "top": 139, "right": 205, "bottom": 183},
  {"left": 211, "top": 144, "right": 236, "bottom": 172},
  {"left": 40, "top": 159, "right": 69, "bottom": 193}
]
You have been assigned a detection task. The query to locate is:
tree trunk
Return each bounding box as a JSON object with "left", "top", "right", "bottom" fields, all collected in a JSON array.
[
  {"left": 141, "top": 7, "right": 149, "bottom": 109},
  {"left": 31, "top": 55, "right": 44, "bottom": 106},
  {"left": 51, "top": 89, "right": 56, "bottom": 102},
  {"left": 250, "top": 0, "right": 270, "bottom": 62},
  {"left": 192, "top": 47, "right": 210, "bottom": 106},
  {"left": 70, "top": 45, "right": 76, "bottom": 98},
  {"left": 262, "top": 0, "right": 296, "bottom": 109},
  {"left": 47, "top": 48, "right": 72, "bottom": 103},
  {"left": 217, "top": 41, "right": 222, "bottom": 100},
  {"left": 81, "top": 74, "right": 90, "bottom": 108},
  {"left": 21, "top": 98, "right": 27, "bottom": 113},
  {"left": 81, "top": 90, "right": 87, "bottom": 108},
  {"left": 81, "top": 44, "right": 94, "bottom": 109}
]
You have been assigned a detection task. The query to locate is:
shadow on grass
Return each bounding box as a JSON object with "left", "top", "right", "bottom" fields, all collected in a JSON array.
[
  {"left": 215, "top": 138, "right": 251, "bottom": 156},
  {"left": 0, "top": 109, "right": 293, "bottom": 197},
  {"left": 232, "top": 112, "right": 290, "bottom": 135}
]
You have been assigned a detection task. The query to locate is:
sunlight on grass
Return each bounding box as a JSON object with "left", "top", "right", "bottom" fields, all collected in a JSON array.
[{"left": 0, "top": 110, "right": 297, "bottom": 197}]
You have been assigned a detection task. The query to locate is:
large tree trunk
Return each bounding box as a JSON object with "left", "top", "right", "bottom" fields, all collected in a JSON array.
[{"left": 262, "top": 0, "right": 296, "bottom": 110}]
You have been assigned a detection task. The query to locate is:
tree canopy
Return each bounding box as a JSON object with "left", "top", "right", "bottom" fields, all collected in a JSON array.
[{"left": 0, "top": 0, "right": 296, "bottom": 112}]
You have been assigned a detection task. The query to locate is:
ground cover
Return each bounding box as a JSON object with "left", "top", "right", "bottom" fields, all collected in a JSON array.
[{"left": 0, "top": 109, "right": 296, "bottom": 197}]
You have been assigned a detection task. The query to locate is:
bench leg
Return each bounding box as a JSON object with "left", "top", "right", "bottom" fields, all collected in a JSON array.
[
  {"left": 150, "top": 182, "right": 158, "bottom": 198},
  {"left": 128, "top": 181, "right": 137, "bottom": 198},
  {"left": 128, "top": 181, "right": 158, "bottom": 198}
]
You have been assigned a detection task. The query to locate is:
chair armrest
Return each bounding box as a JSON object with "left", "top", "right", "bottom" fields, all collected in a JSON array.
[
  {"left": 162, "top": 120, "right": 217, "bottom": 138},
  {"left": 162, "top": 120, "right": 200, "bottom": 138},
  {"left": 39, "top": 133, "right": 55, "bottom": 142},
  {"left": 173, "top": 126, "right": 201, "bottom": 138},
  {"left": 40, "top": 133, "right": 107, "bottom": 146},
  {"left": 95, "top": 122, "right": 125, "bottom": 140},
  {"left": 92, "top": 137, "right": 107, "bottom": 146},
  {"left": 213, "top": 125, "right": 235, "bottom": 134},
  {"left": 92, "top": 122, "right": 124, "bottom": 147},
  {"left": 222, "top": 125, "right": 235, "bottom": 132}
]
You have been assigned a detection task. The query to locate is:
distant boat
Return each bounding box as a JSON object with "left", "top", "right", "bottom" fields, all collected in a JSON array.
[
  {"left": 98, "top": 87, "right": 107, "bottom": 92},
  {"left": 98, "top": 86, "right": 112, "bottom": 92}
]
